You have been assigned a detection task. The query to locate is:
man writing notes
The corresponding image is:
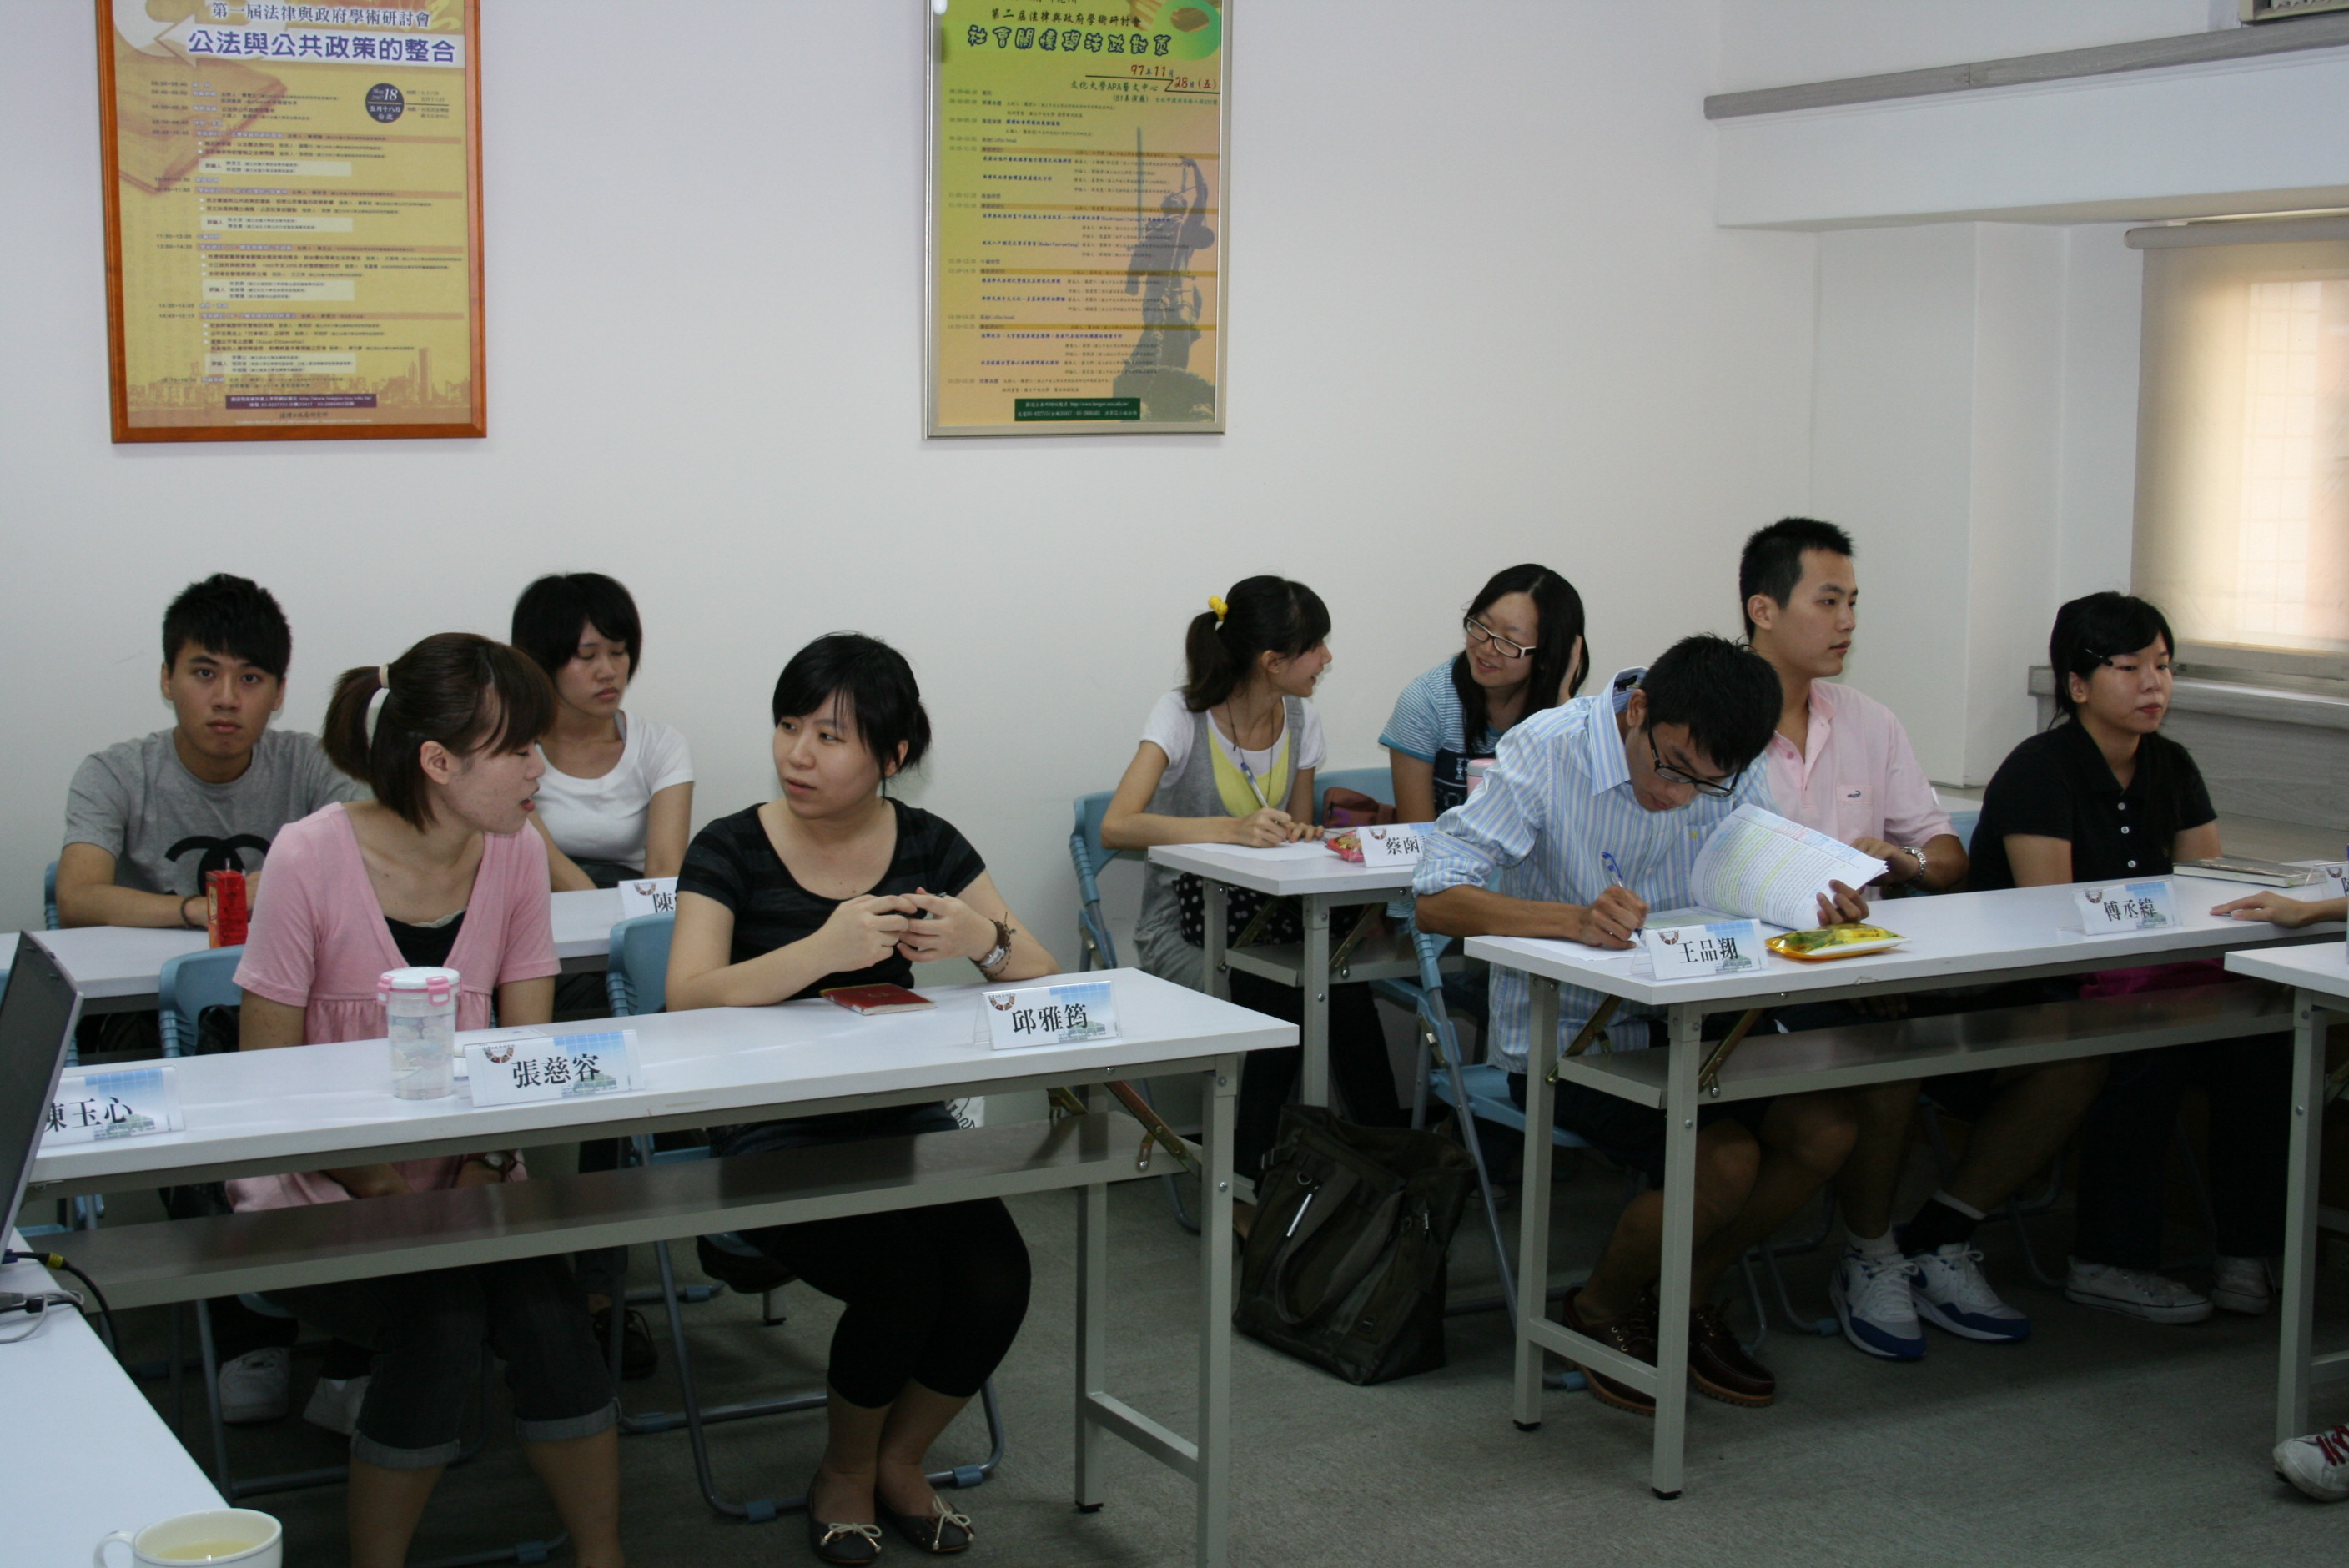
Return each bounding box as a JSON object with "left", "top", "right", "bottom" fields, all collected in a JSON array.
[
  {"left": 1416, "top": 636, "right": 1859, "bottom": 1415},
  {"left": 1739, "top": 519, "right": 2100, "bottom": 1362}
]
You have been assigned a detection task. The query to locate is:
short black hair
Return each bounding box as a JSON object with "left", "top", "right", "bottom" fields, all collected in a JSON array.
[
  {"left": 510, "top": 573, "right": 644, "bottom": 681},
  {"left": 1637, "top": 634, "right": 1782, "bottom": 777},
  {"left": 771, "top": 633, "right": 932, "bottom": 777},
  {"left": 1738, "top": 518, "right": 1856, "bottom": 638},
  {"left": 163, "top": 575, "right": 291, "bottom": 678},
  {"left": 2048, "top": 592, "right": 2175, "bottom": 726}
]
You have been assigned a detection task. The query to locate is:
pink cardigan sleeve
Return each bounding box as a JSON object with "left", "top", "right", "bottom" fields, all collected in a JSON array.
[
  {"left": 233, "top": 808, "right": 329, "bottom": 1010},
  {"left": 496, "top": 827, "right": 561, "bottom": 987}
]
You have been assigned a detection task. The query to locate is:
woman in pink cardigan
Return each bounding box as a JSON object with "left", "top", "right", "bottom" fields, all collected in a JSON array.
[{"left": 234, "top": 633, "right": 622, "bottom": 1568}]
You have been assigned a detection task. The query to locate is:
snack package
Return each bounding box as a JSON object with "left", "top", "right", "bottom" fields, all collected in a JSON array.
[
  {"left": 1764, "top": 924, "right": 1904, "bottom": 962},
  {"left": 1324, "top": 829, "right": 1366, "bottom": 864},
  {"left": 206, "top": 868, "right": 249, "bottom": 948}
]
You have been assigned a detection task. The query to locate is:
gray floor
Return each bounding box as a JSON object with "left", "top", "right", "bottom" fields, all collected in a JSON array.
[{"left": 113, "top": 1149, "right": 2349, "bottom": 1568}]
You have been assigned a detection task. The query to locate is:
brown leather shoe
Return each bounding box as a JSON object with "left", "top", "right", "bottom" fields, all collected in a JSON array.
[
  {"left": 1556, "top": 1287, "right": 1657, "bottom": 1417},
  {"left": 1687, "top": 1299, "right": 1776, "bottom": 1407}
]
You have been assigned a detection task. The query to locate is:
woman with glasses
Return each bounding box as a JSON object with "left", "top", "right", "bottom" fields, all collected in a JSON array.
[
  {"left": 1101, "top": 575, "right": 1405, "bottom": 1190},
  {"left": 1381, "top": 564, "right": 1589, "bottom": 825}
]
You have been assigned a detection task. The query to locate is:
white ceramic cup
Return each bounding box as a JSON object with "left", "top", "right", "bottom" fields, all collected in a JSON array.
[{"left": 94, "top": 1508, "right": 281, "bottom": 1566}]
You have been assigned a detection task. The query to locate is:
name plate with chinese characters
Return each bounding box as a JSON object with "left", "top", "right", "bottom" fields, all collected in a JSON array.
[
  {"left": 2071, "top": 880, "right": 2180, "bottom": 937},
  {"left": 980, "top": 980, "right": 1119, "bottom": 1051},
  {"left": 1640, "top": 919, "right": 1763, "bottom": 980},
  {"left": 617, "top": 877, "right": 678, "bottom": 920},
  {"left": 1356, "top": 824, "right": 1427, "bottom": 868},
  {"left": 465, "top": 1029, "right": 641, "bottom": 1107},
  {"left": 45, "top": 1064, "right": 185, "bottom": 1145}
]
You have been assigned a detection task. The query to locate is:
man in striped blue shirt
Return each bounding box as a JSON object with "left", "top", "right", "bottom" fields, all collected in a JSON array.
[{"left": 1416, "top": 635, "right": 1860, "bottom": 1417}]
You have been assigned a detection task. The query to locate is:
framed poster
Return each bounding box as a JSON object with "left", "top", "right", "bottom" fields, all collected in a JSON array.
[
  {"left": 926, "top": 2, "right": 1228, "bottom": 436},
  {"left": 95, "top": 0, "right": 485, "bottom": 442}
]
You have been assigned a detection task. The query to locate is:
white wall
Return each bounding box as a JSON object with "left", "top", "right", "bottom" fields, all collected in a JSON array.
[
  {"left": 0, "top": 3, "right": 1821, "bottom": 947},
  {"left": 1716, "top": 0, "right": 2230, "bottom": 94}
]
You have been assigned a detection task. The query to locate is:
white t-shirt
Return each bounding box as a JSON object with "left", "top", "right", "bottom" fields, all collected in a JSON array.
[
  {"left": 531, "top": 712, "right": 694, "bottom": 869},
  {"left": 1140, "top": 691, "right": 1326, "bottom": 789}
]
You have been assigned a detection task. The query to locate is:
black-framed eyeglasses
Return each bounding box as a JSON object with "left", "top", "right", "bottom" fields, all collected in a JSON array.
[
  {"left": 1464, "top": 616, "right": 1537, "bottom": 661},
  {"left": 1647, "top": 731, "right": 1740, "bottom": 798}
]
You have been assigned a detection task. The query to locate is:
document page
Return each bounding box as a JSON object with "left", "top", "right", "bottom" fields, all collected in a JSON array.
[{"left": 1689, "top": 805, "right": 1888, "bottom": 932}]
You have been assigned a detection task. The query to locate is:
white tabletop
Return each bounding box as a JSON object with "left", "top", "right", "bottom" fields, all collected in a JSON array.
[
  {"left": 1466, "top": 873, "right": 2346, "bottom": 1008},
  {"left": 2226, "top": 937, "right": 2349, "bottom": 1001},
  {"left": 30, "top": 888, "right": 623, "bottom": 1003},
  {"left": 0, "top": 1239, "right": 224, "bottom": 1563},
  {"left": 1146, "top": 840, "right": 1423, "bottom": 899},
  {"left": 30, "top": 969, "right": 1294, "bottom": 1192}
]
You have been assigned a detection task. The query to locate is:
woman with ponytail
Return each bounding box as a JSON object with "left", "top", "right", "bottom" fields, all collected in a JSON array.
[
  {"left": 1103, "top": 576, "right": 1403, "bottom": 1186},
  {"left": 230, "top": 633, "right": 624, "bottom": 1568}
]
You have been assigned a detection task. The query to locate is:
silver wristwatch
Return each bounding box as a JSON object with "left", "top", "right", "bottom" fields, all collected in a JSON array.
[
  {"left": 976, "top": 917, "right": 1014, "bottom": 975},
  {"left": 1900, "top": 845, "right": 1929, "bottom": 883},
  {"left": 470, "top": 1151, "right": 516, "bottom": 1174}
]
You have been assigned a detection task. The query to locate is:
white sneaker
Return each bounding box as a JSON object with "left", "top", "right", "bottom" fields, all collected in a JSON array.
[
  {"left": 2064, "top": 1259, "right": 2212, "bottom": 1324},
  {"left": 2275, "top": 1424, "right": 2349, "bottom": 1502},
  {"left": 1828, "top": 1249, "right": 1924, "bottom": 1360},
  {"left": 1910, "top": 1244, "right": 2032, "bottom": 1343},
  {"left": 2211, "top": 1255, "right": 2275, "bottom": 1316},
  {"left": 217, "top": 1347, "right": 291, "bottom": 1425},
  {"left": 303, "top": 1374, "right": 370, "bottom": 1436}
]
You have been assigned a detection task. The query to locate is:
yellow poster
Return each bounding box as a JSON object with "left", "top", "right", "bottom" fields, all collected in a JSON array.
[
  {"left": 98, "top": 0, "right": 483, "bottom": 442},
  {"left": 928, "top": 2, "right": 1226, "bottom": 435}
]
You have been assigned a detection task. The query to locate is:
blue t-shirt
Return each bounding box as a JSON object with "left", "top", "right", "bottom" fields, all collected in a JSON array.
[{"left": 1380, "top": 660, "right": 1502, "bottom": 815}]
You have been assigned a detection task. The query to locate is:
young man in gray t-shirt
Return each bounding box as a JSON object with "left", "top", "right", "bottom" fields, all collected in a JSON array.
[{"left": 58, "top": 575, "right": 356, "bottom": 930}]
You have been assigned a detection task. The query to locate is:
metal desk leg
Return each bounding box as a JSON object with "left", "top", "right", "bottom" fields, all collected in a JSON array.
[
  {"left": 1204, "top": 882, "right": 1230, "bottom": 1003},
  {"left": 1074, "top": 1088, "right": 1110, "bottom": 1513},
  {"left": 2279, "top": 993, "right": 2329, "bottom": 1442},
  {"left": 1651, "top": 1003, "right": 1702, "bottom": 1500},
  {"left": 1512, "top": 978, "right": 1561, "bottom": 1430},
  {"left": 1197, "top": 1055, "right": 1238, "bottom": 1568},
  {"left": 1300, "top": 895, "right": 1331, "bottom": 1107}
]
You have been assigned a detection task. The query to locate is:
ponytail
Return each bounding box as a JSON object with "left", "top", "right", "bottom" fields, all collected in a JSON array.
[
  {"left": 324, "top": 633, "right": 556, "bottom": 828},
  {"left": 1180, "top": 575, "right": 1331, "bottom": 711}
]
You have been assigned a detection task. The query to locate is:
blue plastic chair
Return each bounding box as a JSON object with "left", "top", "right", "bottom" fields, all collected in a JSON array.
[
  {"left": 1948, "top": 807, "right": 1981, "bottom": 859},
  {"left": 43, "top": 861, "right": 59, "bottom": 930},
  {"left": 1315, "top": 765, "right": 1394, "bottom": 825},
  {"left": 158, "top": 947, "right": 245, "bottom": 1058},
  {"left": 606, "top": 914, "right": 673, "bottom": 1017},
  {"left": 1069, "top": 792, "right": 1139, "bottom": 972}
]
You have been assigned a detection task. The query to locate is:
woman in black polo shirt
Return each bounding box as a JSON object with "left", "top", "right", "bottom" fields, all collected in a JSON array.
[{"left": 1972, "top": 592, "right": 2286, "bottom": 1327}]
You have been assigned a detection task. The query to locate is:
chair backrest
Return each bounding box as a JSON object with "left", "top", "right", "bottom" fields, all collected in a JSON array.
[
  {"left": 607, "top": 913, "right": 675, "bottom": 1017},
  {"left": 158, "top": 946, "right": 246, "bottom": 1058},
  {"left": 1948, "top": 807, "right": 1982, "bottom": 858},
  {"left": 43, "top": 862, "right": 58, "bottom": 932},
  {"left": 1070, "top": 792, "right": 1139, "bottom": 972},
  {"left": 1315, "top": 765, "right": 1394, "bottom": 825}
]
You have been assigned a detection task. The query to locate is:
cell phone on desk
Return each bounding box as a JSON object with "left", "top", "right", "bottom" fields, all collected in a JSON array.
[{"left": 823, "top": 983, "right": 935, "bottom": 1015}]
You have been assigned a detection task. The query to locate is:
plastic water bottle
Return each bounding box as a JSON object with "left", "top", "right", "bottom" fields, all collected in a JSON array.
[{"left": 380, "top": 967, "right": 459, "bottom": 1100}]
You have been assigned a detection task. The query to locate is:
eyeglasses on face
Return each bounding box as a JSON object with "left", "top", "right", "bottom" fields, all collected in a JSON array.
[
  {"left": 1646, "top": 730, "right": 1739, "bottom": 797},
  {"left": 1464, "top": 616, "right": 1537, "bottom": 661}
]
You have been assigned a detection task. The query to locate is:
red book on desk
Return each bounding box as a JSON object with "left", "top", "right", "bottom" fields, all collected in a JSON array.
[{"left": 822, "top": 983, "right": 935, "bottom": 1015}]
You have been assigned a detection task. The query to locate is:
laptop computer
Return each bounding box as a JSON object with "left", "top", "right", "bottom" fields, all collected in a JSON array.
[{"left": 0, "top": 933, "right": 85, "bottom": 1243}]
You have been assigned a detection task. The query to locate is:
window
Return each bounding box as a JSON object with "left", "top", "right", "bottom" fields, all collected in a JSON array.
[{"left": 2130, "top": 224, "right": 2349, "bottom": 681}]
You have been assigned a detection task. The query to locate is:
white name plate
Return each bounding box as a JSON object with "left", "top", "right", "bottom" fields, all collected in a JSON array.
[
  {"left": 1356, "top": 824, "right": 1428, "bottom": 868},
  {"left": 2323, "top": 864, "right": 2347, "bottom": 900},
  {"left": 2072, "top": 879, "right": 2180, "bottom": 937},
  {"left": 466, "top": 1029, "right": 640, "bottom": 1106},
  {"left": 1641, "top": 919, "right": 1763, "bottom": 980},
  {"left": 617, "top": 877, "right": 678, "bottom": 920},
  {"left": 46, "top": 1064, "right": 184, "bottom": 1145},
  {"left": 981, "top": 979, "right": 1119, "bottom": 1050}
]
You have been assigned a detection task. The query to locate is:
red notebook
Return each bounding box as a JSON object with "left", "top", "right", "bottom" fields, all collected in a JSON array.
[{"left": 823, "top": 983, "right": 936, "bottom": 1015}]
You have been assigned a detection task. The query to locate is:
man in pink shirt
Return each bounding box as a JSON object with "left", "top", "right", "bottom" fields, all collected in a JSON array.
[{"left": 1743, "top": 520, "right": 2103, "bottom": 1363}]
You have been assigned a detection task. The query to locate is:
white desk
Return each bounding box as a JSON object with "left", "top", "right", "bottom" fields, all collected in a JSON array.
[
  {"left": 31, "top": 888, "right": 622, "bottom": 1014},
  {"left": 32, "top": 970, "right": 1290, "bottom": 1568},
  {"left": 0, "top": 1239, "right": 224, "bottom": 1565},
  {"left": 2222, "top": 938, "right": 2349, "bottom": 1444},
  {"left": 1145, "top": 842, "right": 1423, "bottom": 1106},
  {"left": 1469, "top": 873, "right": 2342, "bottom": 1500}
]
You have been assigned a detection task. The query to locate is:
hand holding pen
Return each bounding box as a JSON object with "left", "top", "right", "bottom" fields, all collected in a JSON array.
[{"left": 1577, "top": 850, "right": 1649, "bottom": 950}]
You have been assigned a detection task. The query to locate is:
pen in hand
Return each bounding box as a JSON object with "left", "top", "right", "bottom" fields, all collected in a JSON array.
[{"left": 1586, "top": 851, "right": 1647, "bottom": 949}]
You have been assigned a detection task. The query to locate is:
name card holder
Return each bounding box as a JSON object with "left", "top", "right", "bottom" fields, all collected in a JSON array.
[
  {"left": 467, "top": 1029, "right": 641, "bottom": 1106},
  {"left": 1356, "top": 825, "right": 1428, "bottom": 868},
  {"left": 980, "top": 978, "right": 1119, "bottom": 1051},
  {"left": 1640, "top": 919, "right": 1763, "bottom": 980},
  {"left": 2071, "top": 879, "right": 2180, "bottom": 937},
  {"left": 617, "top": 877, "right": 678, "bottom": 920},
  {"left": 46, "top": 1064, "right": 184, "bottom": 1145}
]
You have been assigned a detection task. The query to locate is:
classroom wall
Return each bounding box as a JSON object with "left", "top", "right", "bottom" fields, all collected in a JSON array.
[
  {"left": 0, "top": 2, "right": 1822, "bottom": 953},
  {"left": 1714, "top": 0, "right": 2231, "bottom": 94}
]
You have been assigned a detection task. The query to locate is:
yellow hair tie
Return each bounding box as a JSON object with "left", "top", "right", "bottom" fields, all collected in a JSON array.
[{"left": 1208, "top": 595, "right": 1228, "bottom": 625}]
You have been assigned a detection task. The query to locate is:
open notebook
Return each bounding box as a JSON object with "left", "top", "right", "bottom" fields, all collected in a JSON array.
[{"left": 1688, "top": 804, "right": 1889, "bottom": 931}]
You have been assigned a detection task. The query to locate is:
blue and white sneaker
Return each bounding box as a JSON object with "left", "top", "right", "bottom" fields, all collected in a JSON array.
[
  {"left": 1909, "top": 1243, "right": 2032, "bottom": 1343},
  {"left": 1828, "top": 1249, "right": 1924, "bottom": 1360}
]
